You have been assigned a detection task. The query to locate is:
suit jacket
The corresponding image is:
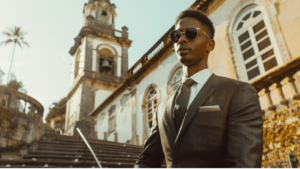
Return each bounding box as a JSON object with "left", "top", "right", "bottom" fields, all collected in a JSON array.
[{"left": 134, "top": 73, "right": 263, "bottom": 168}]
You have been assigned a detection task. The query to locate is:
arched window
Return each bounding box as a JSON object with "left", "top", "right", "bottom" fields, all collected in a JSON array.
[
  {"left": 233, "top": 5, "right": 282, "bottom": 82},
  {"left": 170, "top": 67, "right": 183, "bottom": 92},
  {"left": 145, "top": 88, "right": 158, "bottom": 135}
]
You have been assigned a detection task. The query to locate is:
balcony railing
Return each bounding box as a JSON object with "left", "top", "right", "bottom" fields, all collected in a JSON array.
[
  {"left": 127, "top": 26, "right": 174, "bottom": 79},
  {"left": 250, "top": 57, "right": 300, "bottom": 167},
  {"left": 0, "top": 85, "right": 44, "bottom": 148},
  {"left": 0, "top": 85, "right": 44, "bottom": 115}
]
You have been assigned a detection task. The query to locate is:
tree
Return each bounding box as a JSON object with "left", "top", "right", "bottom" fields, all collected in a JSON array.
[
  {"left": 7, "top": 72, "right": 27, "bottom": 93},
  {"left": 46, "top": 97, "right": 68, "bottom": 124},
  {"left": 0, "top": 26, "right": 29, "bottom": 84}
]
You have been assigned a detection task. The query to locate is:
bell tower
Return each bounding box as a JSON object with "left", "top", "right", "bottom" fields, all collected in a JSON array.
[{"left": 65, "top": 0, "right": 132, "bottom": 137}]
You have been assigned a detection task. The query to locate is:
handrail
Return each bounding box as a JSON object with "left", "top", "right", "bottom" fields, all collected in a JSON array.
[{"left": 76, "top": 128, "right": 102, "bottom": 168}]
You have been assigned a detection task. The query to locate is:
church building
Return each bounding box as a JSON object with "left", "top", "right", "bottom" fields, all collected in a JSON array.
[{"left": 65, "top": 0, "right": 300, "bottom": 167}]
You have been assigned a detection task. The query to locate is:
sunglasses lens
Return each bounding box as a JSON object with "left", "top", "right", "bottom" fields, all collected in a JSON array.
[
  {"left": 170, "top": 30, "right": 181, "bottom": 43},
  {"left": 185, "top": 27, "right": 198, "bottom": 40}
]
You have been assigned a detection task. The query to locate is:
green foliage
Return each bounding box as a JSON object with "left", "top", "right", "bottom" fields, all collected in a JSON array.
[{"left": 46, "top": 97, "right": 68, "bottom": 124}]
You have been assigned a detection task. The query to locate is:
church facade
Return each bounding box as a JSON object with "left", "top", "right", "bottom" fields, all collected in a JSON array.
[{"left": 65, "top": 0, "right": 300, "bottom": 167}]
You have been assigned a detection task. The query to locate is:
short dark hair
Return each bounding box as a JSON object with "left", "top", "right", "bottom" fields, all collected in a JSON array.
[{"left": 175, "top": 9, "right": 215, "bottom": 39}]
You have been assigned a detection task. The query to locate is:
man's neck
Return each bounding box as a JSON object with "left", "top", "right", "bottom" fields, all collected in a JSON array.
[{"left": 183, "top": 62, "right": 208, "bottom": 78}]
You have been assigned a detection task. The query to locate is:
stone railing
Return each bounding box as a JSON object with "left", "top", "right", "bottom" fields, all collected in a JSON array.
[
  {"left": 0, "top": 85, "right": 44, "bottom": 148},
  {"left": 250, "top": 57, "right": 300, "bottom": 167},
  {"left": 127, "top": 26, "right": 174, "bottom": 79}
]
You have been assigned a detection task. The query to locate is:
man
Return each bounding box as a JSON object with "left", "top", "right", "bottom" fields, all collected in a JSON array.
[{"left": 134, "top": 9, "right": 263, "bottom": 168}]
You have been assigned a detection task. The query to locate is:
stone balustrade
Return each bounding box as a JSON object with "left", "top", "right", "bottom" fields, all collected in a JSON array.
[
  {"left": 251, "top": 57, "right": 300, "bottom": 167},
  {"left": 0, "top": 85, "right": 44, "bottom": 149}
]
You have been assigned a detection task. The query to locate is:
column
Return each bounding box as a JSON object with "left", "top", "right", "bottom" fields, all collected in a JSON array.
[
  {"left": 265, "top": 87, "right": 277, "bottom": 112},
  {"left": 276, "top": 81, "right": 289, "bottom": 107}
]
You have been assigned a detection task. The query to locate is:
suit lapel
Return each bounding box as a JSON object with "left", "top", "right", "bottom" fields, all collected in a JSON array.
[
  {"left": 174, "top": 74, "right": 218, "bottom": 147},
  {"left": 158, "top": 88, "right": 179, "bottom": 150}
]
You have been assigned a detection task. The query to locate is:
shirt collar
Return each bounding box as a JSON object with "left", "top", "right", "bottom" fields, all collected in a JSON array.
[{"left": 182, "top": 68, "right": 212, "bottom": 86}]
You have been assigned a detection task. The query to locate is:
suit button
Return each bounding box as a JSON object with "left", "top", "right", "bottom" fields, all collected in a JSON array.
[{"left": 173, "top": 159, "right": 179, "bottom": 164}]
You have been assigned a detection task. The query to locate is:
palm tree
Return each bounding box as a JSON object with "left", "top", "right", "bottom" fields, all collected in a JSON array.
[{"left": 0, "top": 26, "right": 29, "bottom": 84}]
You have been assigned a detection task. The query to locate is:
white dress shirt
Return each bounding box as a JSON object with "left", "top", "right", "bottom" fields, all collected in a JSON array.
[{"left": 182, "top": 68, "right": 212, "bottom": 109}]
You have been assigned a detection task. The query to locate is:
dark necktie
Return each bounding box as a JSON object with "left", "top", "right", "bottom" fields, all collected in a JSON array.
[{"left": 173, "top": 78, "right": 196, "bottom": 133}]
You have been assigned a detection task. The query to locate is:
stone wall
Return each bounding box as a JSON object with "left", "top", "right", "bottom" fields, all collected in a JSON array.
[{"left": 0, "top": 106, "right": 43, "bottom": 148}]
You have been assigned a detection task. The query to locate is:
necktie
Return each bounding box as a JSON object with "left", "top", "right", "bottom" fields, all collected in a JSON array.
[{"left": 173, "top": 78, "right": 196, "bottom": 133}]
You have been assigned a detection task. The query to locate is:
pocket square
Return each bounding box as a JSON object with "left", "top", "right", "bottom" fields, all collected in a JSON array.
[{"left": 199, "top": 105, "right": 220, "bottom": 112}]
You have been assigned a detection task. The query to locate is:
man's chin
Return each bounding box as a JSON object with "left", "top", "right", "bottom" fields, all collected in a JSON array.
[{"left": 179, "top": 57, "right": 192, "bottom": 66}]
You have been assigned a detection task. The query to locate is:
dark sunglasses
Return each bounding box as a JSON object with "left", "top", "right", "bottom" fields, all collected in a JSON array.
[{"left": 169, "top": 27, "right": 211, "bottom": 43}]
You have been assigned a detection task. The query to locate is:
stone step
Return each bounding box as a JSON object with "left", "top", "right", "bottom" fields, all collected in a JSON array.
[
  {"left": 43, "top": 140, "right": 141, "bottom": 151},
  {"left": 0, "top": 159, "right": 135, "bottom": 168},
  {"left": 42, "top": 133, "right": 142, "bottom": 148},
  {"left": 37, "top": 142, "right": 142, "bottom": 153},
  {"left": 0, "top": 164, "right": 57, "bottom": 168},
  {"left": 36, "top": 147, "right": 140, "bottom": 156},
  {"left": 23, "top": 156, "right": 136, "bottom": 163},
  {"left": 29, "top": 150, "right": 140, "bottom": 158}
]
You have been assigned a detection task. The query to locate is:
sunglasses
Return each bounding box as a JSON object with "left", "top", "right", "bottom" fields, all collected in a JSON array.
[{"left": 169, "top": 27, "right": 211, "bottom": 43}]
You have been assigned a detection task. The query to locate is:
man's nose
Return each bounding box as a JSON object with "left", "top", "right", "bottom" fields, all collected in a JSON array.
[{"left": 178, "top": 34, "right": 188, "bottom": 44}]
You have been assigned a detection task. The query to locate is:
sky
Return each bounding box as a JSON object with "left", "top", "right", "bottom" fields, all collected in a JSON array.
[{"left": 0, "top": 0, "right": 195, "bottom": 122}]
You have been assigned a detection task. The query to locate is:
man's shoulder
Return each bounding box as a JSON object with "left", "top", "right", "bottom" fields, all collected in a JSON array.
[{"left": 213, "top": 74, "right": 254, "bottom": 90}]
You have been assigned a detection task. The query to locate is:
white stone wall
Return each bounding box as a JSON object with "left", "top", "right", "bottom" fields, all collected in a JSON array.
[
  {"left": 65, "top": 84, "right": 83, "bottom": 135},
  {"left": 96, "top": 51, "right": 180, "bottom": 144},
  {"left": 94, "top": 89, "right": 112, "bottom": 109},
  {"left": 70, "top": 38, "right": 86, "bottom": 87}
]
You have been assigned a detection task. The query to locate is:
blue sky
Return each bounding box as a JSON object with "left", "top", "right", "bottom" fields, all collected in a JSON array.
[{"left": 0, "top": 0, "right": 195, "bottom": 122}]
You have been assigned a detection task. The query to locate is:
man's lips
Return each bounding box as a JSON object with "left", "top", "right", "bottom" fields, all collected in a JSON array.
[{"left": 177, "top": 46, "right": 191, "bottom": 54}]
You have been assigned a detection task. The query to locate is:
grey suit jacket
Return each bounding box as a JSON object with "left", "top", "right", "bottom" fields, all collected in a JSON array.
[{"left": 134, "top": 73, "right": 263, "bottom": 168}]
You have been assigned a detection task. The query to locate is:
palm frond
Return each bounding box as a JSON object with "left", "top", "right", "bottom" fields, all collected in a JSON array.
[
  {"left": 16, "top": 41, "right": 23, "bottom": 49},
  {"left": 2, "top": 31, "right": 12, "bottom": 37},
  {"left": 0, "top": 39, "right": 13, "bottom": 46},
  {"left": 2, "top": 26, "right": 29, "bottom": 48},
  {"left": 5, "top": 39, "right": 13, "bottom": 45},
  {"left": 18, "top": 31, "right": 27, "bottom": 37},
  {"left": 21, "top": 40, "right": 30, "bottom": 48},
  {"left": 14, "top": 26, "right": 20, "bottom": 36}
]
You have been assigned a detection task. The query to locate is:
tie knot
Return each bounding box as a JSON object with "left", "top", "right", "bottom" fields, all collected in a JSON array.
[{"left": 183, "top": 78, "right": 196, "bottom": 87}]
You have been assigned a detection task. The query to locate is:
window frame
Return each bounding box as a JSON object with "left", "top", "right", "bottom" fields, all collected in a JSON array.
[
  {"left": 233, "top": 5, "right": 283, "bottom": 82},
  {"left": 108, "top": 105, "right": 116, "bottom": 134},
  {"left": 145, "top": 88, "right": 158, "bottom": 136}
]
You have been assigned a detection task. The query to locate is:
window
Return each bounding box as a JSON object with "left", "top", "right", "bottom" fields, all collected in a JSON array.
[
  {"left": 146, "top": 88, "right": 158, "bottom": 135},
  {"left": 108, "top": 105, "right": 116, "bottom": 134},
  {"left": 171, "top": 67, "right": 183, "bottom": 92},
  {"left": 233, "top": 5, "right": 281, "bottom": 82},
  {"left": 102, "top": 11, "right": 107, "bottom": 16}
]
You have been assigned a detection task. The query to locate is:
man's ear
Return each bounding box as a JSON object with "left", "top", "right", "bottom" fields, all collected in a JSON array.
[{"left": 207, "top": 39, "right": 215, "bottom": 52}]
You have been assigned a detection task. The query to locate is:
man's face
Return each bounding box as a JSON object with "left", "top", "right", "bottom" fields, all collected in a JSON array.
[{"left": 174, "top": 17, "right": 211, "bottom": 66}]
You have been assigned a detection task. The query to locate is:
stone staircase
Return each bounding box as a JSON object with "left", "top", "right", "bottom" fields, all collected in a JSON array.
[{"left": 0, "top": 125, "right": 145, "bottom": 168}]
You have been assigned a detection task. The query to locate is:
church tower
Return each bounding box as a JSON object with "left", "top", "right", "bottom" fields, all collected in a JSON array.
[{"left": 65, "top": 0, "right": 132, "bottom": 137}]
